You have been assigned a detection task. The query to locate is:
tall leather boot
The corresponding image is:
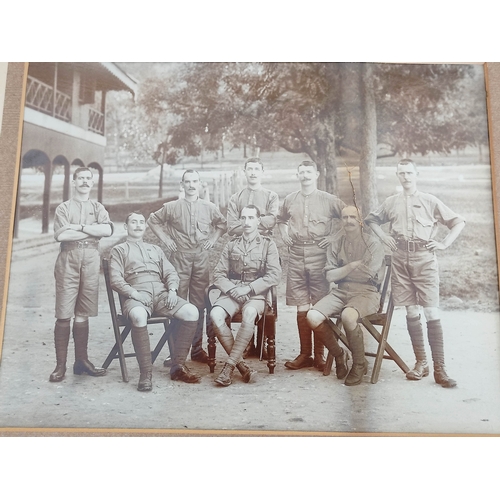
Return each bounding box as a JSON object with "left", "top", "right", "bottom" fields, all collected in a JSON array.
[
  {"left": 344, "top": 325, "right": 367, "bottom": 386},
  {"left": 313, "top": 331, "right": 326, "bottom": 371},
  {"left": 170, "top": 320, "right": 201, "bottom": 383},
  {"left": 284, "top": 311, "right": 314, "bottom": 370},
  {"left": 49, "top": 320, "right": 70, "bottom": 382},
  {"left": 406, "top": 314, "right": 429, "bottom": 380},
  {"left": 191, "top": 308, "right": 209, "bottom": 363},
  {"left": 313, "top": 321, "right": 348, "bottom": 379},
  {"left": 427, "top": 319, "right": 457, "bottom": 388},
  {"left": 131, "top": 326, "right": 153, "bottom": 391},
  {"left": 73, "top": 320, "right": 106, "bottom": 377}
]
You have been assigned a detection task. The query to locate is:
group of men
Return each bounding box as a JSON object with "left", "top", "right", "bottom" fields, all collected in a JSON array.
[{"left": 49, "top": 156, "right": 464, "bottom": 391}]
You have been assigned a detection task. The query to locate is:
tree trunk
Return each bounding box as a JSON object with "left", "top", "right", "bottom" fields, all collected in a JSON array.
[{"left": 359, "top": 64, "right": 378, "bottom": 216}]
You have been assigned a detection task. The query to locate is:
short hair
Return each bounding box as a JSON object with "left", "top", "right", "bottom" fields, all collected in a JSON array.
[
  {"left": 244, "top": 157, "right": 264, "bottom": 169},
  {"left": 342, "top": 205, "right": 363, "bottom": 219},
  {"left": 73, "top": 166, "right": 93, "bottom": 180},
  {"left": 181, "top": 169, "right": 200, "bottom": 182},
  {"left": 240, "top": 204, "right": 261, "bottom": 218},
  {"left": 125, "top": 211, "right": 145, "bottom": 224},
  {"left": 297, "top": 160, "right": 318, "bottom": 171},
  {"left": 397, "top": 158, "right": 418, "bottom": 172}
]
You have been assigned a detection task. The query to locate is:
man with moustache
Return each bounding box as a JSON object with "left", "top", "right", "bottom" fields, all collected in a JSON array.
[
  {"left": 209, "top": 205, "right": 282, "bottom": 386},
  {"left": 307, "top": 206, "right": 386, "bottom": 386},
  {"left": 50, "top": 166, "right": 113, "bottom": 383},
  {"left": 110, "top": 212, "right": 201, "bottom": 391},
  {"left": 365, "top": 159, "right": 465, "bottom": 388},
  {"left": 148, "top": 170, "right": 226, "bottom": 364},
  {"left": 226, "top": 157, "right": 279, "bottom": 357},
  {"left": 278, "top": 160, "right": 345, "bottom": 371}
]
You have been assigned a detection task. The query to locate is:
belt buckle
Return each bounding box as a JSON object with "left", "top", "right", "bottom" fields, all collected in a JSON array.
[{"left": 407, "top": 240, "right": 415, "bottom": 252}]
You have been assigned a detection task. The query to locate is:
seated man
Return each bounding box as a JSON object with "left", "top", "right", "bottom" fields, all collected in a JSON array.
[
  {"left": 209, "top": 205, "right": 282, "bottom": 387},
  {"left": 109, "top": 212, "right": 201, "bottom": 391},
  {"left": 306, "top": 206, "right": 386, "bottom": 386}
]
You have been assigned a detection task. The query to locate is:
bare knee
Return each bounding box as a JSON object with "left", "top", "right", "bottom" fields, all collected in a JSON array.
[
  {"left": 406, "top": 305, "right": 421, "bottom": 319},
  {"left": 307, "top": 309, "right": 327, "bottom": 329},
  {"left": 129, "top": 307, "right": 148, "bottom": 327},
  {"left": 210, "top": 306, "right": 228, "bottom": 327},
  {"left": 176, "top": 303, "right": 199, "bottom": 322},
  {"left": 341, "top": 307, "right": 359, "bottom": 331},
  {"left": 423, "top": 306, "right": 440, "bottom": 321}
]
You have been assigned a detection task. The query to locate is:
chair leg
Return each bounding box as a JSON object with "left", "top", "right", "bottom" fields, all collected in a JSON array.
[{"left": 264, "top": 316, "right": 276, "bottom": 374}]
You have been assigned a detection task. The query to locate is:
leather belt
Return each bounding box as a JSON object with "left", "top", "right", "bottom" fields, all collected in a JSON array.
[
  {"left": 228, "top": 271, "right": 262, "bottom": 282},
  {"left": 61, "top": 240, "right": 99, "bottom": 250},
  {"left": 396, "top": 239, "right": 428, "bottom": 252},
  {"left": 126, "top": 273, "right": 162, "bottom": 286},
  {"left": 338, "top": 281, "right": 378, "bottom": 292},
  {"left": 292, "top": 239, "right": 319, "bottom": 246}
]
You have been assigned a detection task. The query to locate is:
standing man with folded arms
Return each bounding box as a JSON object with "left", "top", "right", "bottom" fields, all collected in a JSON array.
[
  {"left": 365, "top": 159, "right": 465, "bottom": 388},
  {"left": 148, "top": 169, "right": 226, "bottom": 364},
  {"left": 278, "top": 160, "right": 345, "bottom": 371},
  {"left": 50, "top": 166, "right": 113, "bottom": 382}
]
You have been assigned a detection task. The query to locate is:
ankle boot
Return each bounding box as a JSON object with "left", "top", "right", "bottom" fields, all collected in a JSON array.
[
  {"left": 345, "top": 325, "right": 367, "bottom": 386},
  {"left": 427, "top": 319, "right": 457, "bottom": 388},
  {"left": 215, "top": 362, "right": 235, "bottom": 386},
  {"left": 131, "top": 326, "right": 153, "bottom": 391},
  {"left": 236, "top": 361, "right": 257, "bottom": 383},
  {"left": 406, "top": 315, "right": 430, "bottom": 380},
  {"left": 73, "top": 321, "right": 106, "bottom": 377},
  {"left": 285, "top": 311, "right": 313, "bottom": 369},
  {"left": 49, "top": 320, "right": 70, "bottom": 382}
]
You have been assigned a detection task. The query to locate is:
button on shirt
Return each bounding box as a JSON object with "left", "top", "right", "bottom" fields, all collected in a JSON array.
[
  {"left": 278, "top": 189, "right": 345, "bottom": 241},
  {"left": 148, "top": 198, "right": 226, "bottom": 252},
  {"left": 227, "top": 187, "right": 279, "bottom": 236},
  {"left": 109, "top": 240, "right": 180, "bottom": 298},
  {"left": 365, "top": 191, "right": 465, "bottom": 241}
]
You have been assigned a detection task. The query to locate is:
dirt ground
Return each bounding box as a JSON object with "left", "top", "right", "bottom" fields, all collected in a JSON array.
[{"left": 1, "top": 236, "right": 500, "bottom": 436}]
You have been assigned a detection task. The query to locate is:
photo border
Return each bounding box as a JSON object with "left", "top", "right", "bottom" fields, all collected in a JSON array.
[{"left": 0, "top": 62, "right": 498, "bottom": 437}]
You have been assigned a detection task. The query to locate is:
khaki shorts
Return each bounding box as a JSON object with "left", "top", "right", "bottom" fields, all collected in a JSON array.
[
  {"left": 285, "top": 244, "right": 329, "bottom": 306},
  {"left": 312, "top": 282, "right": 380, "bottom": 319},
  {"left": 212, "top": 293, "right": 266, "bottom": 319},
  {"left": 54, "top": 247, "right": 100, "bottom": 319},
  {"left": 391, "top": 249, "right": 440, "bottom": 307},
  {"left": 122, "top": 281, "right": 190, "bottom": 318}
]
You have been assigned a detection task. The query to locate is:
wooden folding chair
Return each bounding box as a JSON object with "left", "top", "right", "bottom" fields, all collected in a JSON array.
[
  {"left": 205, "top": 285, "right": 278, "bottom": 374},
  {"left": 101, "top": 258, "right": 173, "bottom": 382},
  {"left": 324, "top": 254, "right": 410, "bottom": 384}
]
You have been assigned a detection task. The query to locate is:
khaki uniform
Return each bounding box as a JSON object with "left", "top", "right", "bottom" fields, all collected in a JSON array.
[
  {"left": 227, "top": 187, "right": 279, "bottom": 236},
  {"left": 365, "top": 190, "right": 465, "bottom": 307},
  {"left": 109, "top": 240, "right": 188, "bottom": 318},
  {"left": 53, "top": 199, "right": 113, "bottom": 319},
  {"left": 313, "top": 231, "right": 385, "bottom": 319},
  {"left": 213, "top": 234, "right": 282, "bottom": 317},
  {"left": 278, "top": 189, "right": 345, "bottom": 306}
]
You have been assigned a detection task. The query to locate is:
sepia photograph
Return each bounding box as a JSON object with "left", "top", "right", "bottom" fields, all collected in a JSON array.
[{"left": 0, "top": 62, "right": 499, "bottom": 435}]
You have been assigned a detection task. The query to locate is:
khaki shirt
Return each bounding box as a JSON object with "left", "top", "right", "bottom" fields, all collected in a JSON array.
[
  {"left": 213, "top": 234, "right": 282, "bottom": 299},
  {"left": 325, "top": 231, "right": 386, "bottom": 288},
  {"left": 278, "top": 189, "right": 345, "bottom": 241},
  {"left": 227, "top": 187, "right": 279, "bottom": 236},
  {"left": 148, "top": 198, "right": 226, "bottom": 252},
  {"left": 109, "top": 240, "right": 180, "bottom": 298},
  {"left": 365, "top": 191, "right": 465, "bottom": 241},
  {"left": 54, "top": 198, "right": 113, "bottom": 242}
]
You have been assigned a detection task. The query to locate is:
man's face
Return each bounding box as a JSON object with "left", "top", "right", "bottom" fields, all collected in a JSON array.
[
  {"left": 125, "top": 213, "right": 146, "bottom": 238},
  {"left": 341, "top": 206, "right": 362, "bottom": 233},
  {"left": 244, "top": 162, "right": 264, "bottom": 186},
  {"left": 181, "top": 172, "right": 200, "bottom": 197},
  {"left": 73, "top": 170, "right": 94, "bottom": 194},
  {"left": 396, "top": 163, "right": 418, "bottom": 191},
  {"left": 240, "top": 207, "right": 260, "bottom": 235},
  {"left": 297, "top": 165, "right": 319, "bottom": 187}
]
